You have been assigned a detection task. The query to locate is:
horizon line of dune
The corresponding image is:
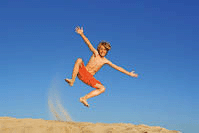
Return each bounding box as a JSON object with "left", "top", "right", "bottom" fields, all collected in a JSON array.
[{"left": 0, "top": 117, "right": 180, "bottom": 133}]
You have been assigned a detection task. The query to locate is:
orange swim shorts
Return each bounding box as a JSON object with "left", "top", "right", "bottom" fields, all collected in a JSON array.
[{"left": 77, "top": 62, "right": 102, "bottom": 89}]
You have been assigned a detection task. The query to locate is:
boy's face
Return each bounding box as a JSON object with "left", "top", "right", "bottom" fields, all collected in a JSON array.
[{"left": 98, "top": 45, "right": 107, "bottom": 57}]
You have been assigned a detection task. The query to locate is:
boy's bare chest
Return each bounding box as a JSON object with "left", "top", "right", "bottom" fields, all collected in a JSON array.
[{"left": 85, "top": 55, "right": 107, "bottom": 74}]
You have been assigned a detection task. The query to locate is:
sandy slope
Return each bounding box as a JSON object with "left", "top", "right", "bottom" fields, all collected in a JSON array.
[{"left": 0, "top": 117, "right": 180, "bottom": 133}]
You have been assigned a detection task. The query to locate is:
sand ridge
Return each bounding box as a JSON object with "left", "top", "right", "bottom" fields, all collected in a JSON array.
[{"left": 0, "top": 117, "right": 180, "bottom": 133}]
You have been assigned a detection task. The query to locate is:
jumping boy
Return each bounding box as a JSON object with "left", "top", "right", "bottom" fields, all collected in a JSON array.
[{"left": 65, "top": 26, "right": 138, "bottom": 107}]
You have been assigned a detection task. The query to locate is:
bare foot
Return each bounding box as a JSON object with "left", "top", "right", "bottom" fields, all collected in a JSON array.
[
  {"left": 80, "top": 97, "right": 89, "bottom": 107},
  {"left": 64, "top": 79, "right": 74, "bottom": 86}
]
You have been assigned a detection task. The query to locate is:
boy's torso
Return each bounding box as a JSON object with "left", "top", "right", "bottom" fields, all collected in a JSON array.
[{"left": 85, "top": 54, "right": 108, "bottom": 75}]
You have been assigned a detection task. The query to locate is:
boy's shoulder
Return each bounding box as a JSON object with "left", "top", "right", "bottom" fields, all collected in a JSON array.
[
  {"left": 103, "top": 57, "right": 111, "bottom": 64},
  {"left": 93, "top": 54, "right": 110, "bottom": 64}
]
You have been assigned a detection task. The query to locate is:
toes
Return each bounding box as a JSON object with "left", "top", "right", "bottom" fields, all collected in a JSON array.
[
  {"left": 85, "top": 103, "right": 89, "bottom": 107},
  {"left": 65, "top": 79, "right": 73, "bottom": 86},
  {"left": 64, "top": 79, "right": 69, "bottom": 83},
  {"left": 80, "top": 98, "right": 89, "bottom": 107}
]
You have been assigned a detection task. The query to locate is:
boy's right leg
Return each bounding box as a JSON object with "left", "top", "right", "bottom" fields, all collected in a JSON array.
[
  {"left": 80, "top": 84, "right": 106, "bottom": 107},
  {"left": 65, "top": 58, "right": 83, "bottom": 86},
  {"left": 84, "top": 84, "right": 106, "bottom": 99}
]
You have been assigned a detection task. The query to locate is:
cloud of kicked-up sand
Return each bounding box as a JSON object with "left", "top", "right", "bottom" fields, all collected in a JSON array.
[{"left": 48, "top": 78, "right": 73, "bottom": 122}]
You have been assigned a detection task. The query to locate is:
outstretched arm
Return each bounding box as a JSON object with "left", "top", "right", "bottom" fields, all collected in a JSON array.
[
  {"left": 107, "top": 60, "right": 138, "bottom": 78},
  {"left": 75, "top": 26, "right": 98, "bottom": 56}
]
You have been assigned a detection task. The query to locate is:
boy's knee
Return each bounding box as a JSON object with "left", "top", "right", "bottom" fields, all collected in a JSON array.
[
  {"left": 100, "top": 87, "right": 106, "bottom": 93},
  {"left": 99, "top": 85, "right": 106, "bottom": 93},
  {"left": 76, "top": 58, "right": 83, "bottom": 63},
  {"left": 95, "top": 84, "right": 106, "bottom": 93}
]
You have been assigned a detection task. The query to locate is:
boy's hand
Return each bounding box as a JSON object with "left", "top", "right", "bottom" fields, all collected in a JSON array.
[
  {"left": 129, "top": 71, "right": 138, "bottom": 78},
  {"left": 75, "top": 26, "right": 83, "bottom": 35}
]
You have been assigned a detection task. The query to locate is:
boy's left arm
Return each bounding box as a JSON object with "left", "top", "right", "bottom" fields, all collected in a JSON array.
[{"left": 106, "top": 60, "right": 138, "bottom": 78}]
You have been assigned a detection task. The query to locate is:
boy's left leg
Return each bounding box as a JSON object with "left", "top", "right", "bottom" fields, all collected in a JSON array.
[
  {"left": 80, "top": 83, "right": 106, "bottom": 107},
  {"left": 65, "top": 58, "right": 83, "bottom": 86}
]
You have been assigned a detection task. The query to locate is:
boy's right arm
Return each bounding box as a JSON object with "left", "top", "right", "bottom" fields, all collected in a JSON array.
[{"left": 75, "top": 26, "right": 98, "bottom": 56}]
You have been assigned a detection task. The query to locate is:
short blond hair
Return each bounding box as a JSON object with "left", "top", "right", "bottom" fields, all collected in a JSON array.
[{"left": 97, "top": 41, "right": 111, "bottom": 53}]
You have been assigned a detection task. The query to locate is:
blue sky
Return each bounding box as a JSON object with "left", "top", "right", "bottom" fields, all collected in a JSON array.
[{"left": 0, "top": 0, "right": 199, "bottom": 132}]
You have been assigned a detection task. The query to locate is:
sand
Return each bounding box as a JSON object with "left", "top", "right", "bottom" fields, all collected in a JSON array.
[
  {"left": 0, "top": 79, "right": 179, "bottom": 133},
  {"left": 0, "top": 117, "right": 180, "bottom": 133},
  {"left": 48, "top": 80, "right": 73, "bottom": 122}
]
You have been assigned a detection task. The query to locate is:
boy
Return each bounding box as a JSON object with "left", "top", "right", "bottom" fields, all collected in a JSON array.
[{"left": 65, "top": 26, "right": 138, "bottom": 107}]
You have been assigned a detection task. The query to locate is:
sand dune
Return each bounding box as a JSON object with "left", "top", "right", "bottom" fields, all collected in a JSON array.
[
  {"left": 0, "top": 117, "right": 180, "bottom": 133},
  {"left": 1, "top": 79, "right": 179, "bottom": 132}
]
